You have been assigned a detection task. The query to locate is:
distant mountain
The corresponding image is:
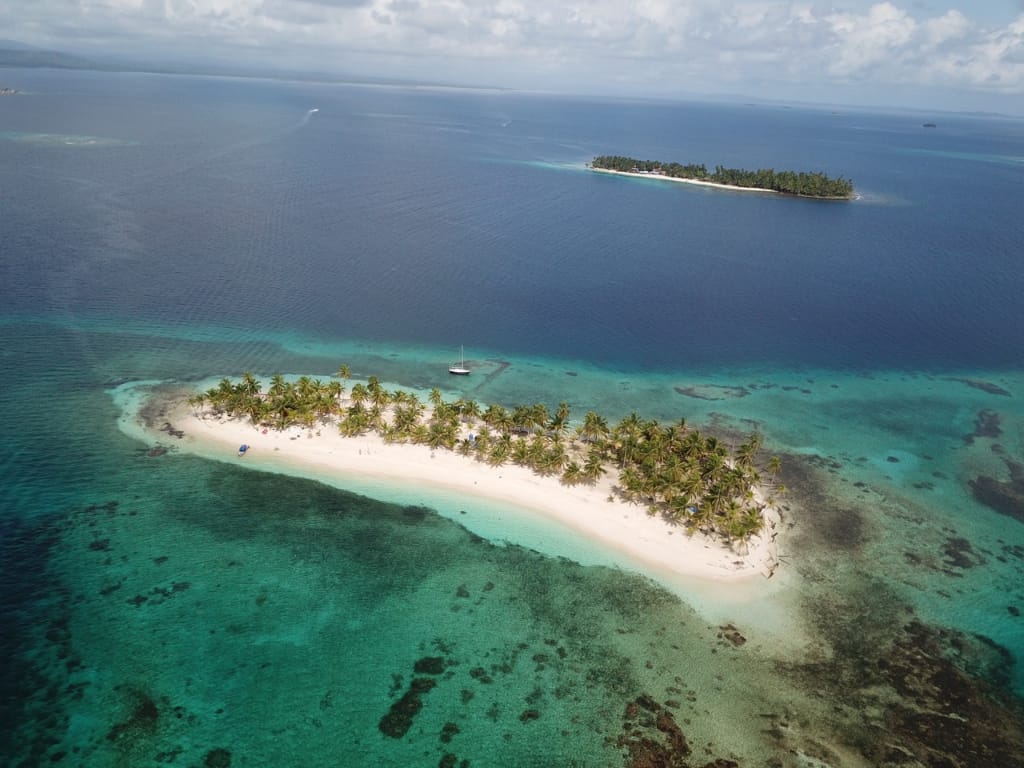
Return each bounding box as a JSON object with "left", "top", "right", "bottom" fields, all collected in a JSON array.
[
  {"left": 0, "top": 39, "right": 41, "bottom": 50},
  {"left": 0, "top": 42, "right": 476, "bottom": 91},
  {"left": 0, "top": 46, "right": 97, "bottom": 70}
]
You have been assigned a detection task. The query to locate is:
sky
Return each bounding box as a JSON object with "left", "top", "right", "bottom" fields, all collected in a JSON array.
[{"left": 3, "top": 1, "right": 1024, "bottom": 112}]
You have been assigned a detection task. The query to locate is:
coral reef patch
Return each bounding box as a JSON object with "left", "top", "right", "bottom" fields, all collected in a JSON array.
[
  {"left": 970, "top": 460, "right": 1024, "bottom": 524},
  {"left": 378, "top": 678, "right": 438, "bottom": 739},
  {"left": 674, "top": 384, "right": 750, "bottom": 401}
]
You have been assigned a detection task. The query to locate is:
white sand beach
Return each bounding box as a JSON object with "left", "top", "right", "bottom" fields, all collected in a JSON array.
[
  {"left": 120, "top": 385, "right": 781, "bottom": 594},
  {"left": 590, "top": 166, "right": 779, "bottom": 193}
]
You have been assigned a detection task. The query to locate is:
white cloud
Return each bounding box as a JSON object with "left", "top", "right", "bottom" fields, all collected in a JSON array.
[
  {"left": 825, "top": 2, "right": 918, "bottom": 77},
  {"left": 3, "top": 1, "right": 1024, "bottom": 106}
]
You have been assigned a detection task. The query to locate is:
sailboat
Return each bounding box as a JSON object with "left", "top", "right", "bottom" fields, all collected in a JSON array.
[{"left": 448, "top": 346, "right": 470, "bottom": 376}]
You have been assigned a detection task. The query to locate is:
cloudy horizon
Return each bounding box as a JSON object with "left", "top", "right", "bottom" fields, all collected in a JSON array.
[{"left": 3, "top": 1, "right": 1024, "bottom": 113}]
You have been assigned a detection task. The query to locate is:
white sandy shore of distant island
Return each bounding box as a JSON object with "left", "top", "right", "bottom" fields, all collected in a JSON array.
[
  {"left": 589, "top": 166, "right": 779, "bottom": 194},
  {"left": 119, "top": 386, "right": 782, "bottom": 593}
]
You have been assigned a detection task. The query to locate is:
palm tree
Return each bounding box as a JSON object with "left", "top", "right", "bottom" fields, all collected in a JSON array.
[
  {"left": 579, "top": 411, "right": 610, "bottom": 446},
  {"left": 349, "top": 383, "right": 368, "bottom": 406},
  {"left": 429, "top": 388, "right": 443, "bottom": 409},
  {"left": 393, "top": 399, "right": 424, "bottom": 435},
  {"left": 326, "top": 380, "right": 344, "bottom": 413},
  {"left": 525, "top": 435, "right": 547, "bottom": 470},
  {"left": 410, "top": 423, "right": 429, "bottom": 445},
  {"left": 679, "top": 472, "right": 704, "bottom": 511},
  {"left": 680, "top": 429, "right": 704, "bottom": 459},
  {"left": 187, "top": 393, "right": 205, "bottom": 415},
  {"left": 529, "top": 403, "right": 550, "bottom": 434},
  {"left": 244, "top": 393, "right": 266, "bottom": 424},
  {"left": 298, "top": 403, "right": 317, "bottom": 428},
  {"left": 561, "top": 461, "right": 584, "bottom": 486},
  {"left": 296, "top": 376, "right": 317, "bottom": 402},
  {"left": 482, "top": 404, "right": 508, "bottom": 430},
  {"left": 511, "top": 437, "right": 532, "bottom": 466},
  {"left": 368, "top": 404, "right": 387, "bottom": 432},
  {"left": 583, "top": 449, "right": 606, "bottom": 484},
  {"left": 618, "top": 466, "right": 643, "bottom": 501},
  {"left": 549, "top": 401, "right": 571, "bottom": 436},
  {"left": 472, "top": 425, "right": 494, "bottom": 456},
  {"left": 268, "top": 374, "right": 288, "bottom": 399},
  {"left": 612, "top": 412, "right": 644, "bottom": 466},
  {"left": 511, "top": 405, "right": 533, "bottom": 435},
  {"left": 540, "top": 439, "right": 570, "bottom": 476},
  {"left": 240, "top": 372, "right": 261, "bottom": 400},
  {"left": 488, "top": 435, "right": 512, "bottom": 466},
  {"left": 340, "top": 402, "right": 369, "bottom": 435},
  {"left": 735, "top": 432, "right": 762, "bottom": 469},
  {"left": 367, "top": 376, "right": 390, "bottom": 410},
  {"left": 455, "top": 398, "right": 482, "bottom": 426},
  {"left": 336, "top": 364, "right": 351, "bottom": 380}
]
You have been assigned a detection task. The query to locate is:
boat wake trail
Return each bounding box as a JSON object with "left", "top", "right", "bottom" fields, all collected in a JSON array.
[{"left": 298, "top": 108, "right": 320, "bottom": 127}]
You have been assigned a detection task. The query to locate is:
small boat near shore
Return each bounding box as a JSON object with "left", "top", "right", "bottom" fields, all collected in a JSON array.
[{"left": 448, "top": 346, "right": 470, "bottom": 376}]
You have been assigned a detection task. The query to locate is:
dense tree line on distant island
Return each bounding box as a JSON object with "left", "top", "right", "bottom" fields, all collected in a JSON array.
[
  {"left": 592, "top": 155, "right": 854, "bottom": 199},
  {"left": 191, "top": 369, "right": 784, "bottom": 545}
]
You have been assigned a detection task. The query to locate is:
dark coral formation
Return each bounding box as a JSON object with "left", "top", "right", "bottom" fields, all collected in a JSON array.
[
  {"left": 791, "top": 583, "right": 1024, "bottom": 768},
  {"left": 949, "top": 377, "right": 1011, "bottom": 397},
  {"left": 964, "top": 409, "right": 1002, "bottom": 444},
  {"left": 874, "top": 622, "right": 1024, "bottom": 766},
  {"left": 717, "top": 624, "right": 747, "bottom": 647},
  {"left": 413, "top": 657, "right": 447, "bottom": 675},
  {"left": 378, "top": 647, "right": 452, "bottom": 741},
  {"left": 970, "top": 460, "right": 1024, "bottom": 524},
  {"left": 204, "top": 748, "right": 232, "bottom": 767},
  {"left": 159, "top": 422, "right": 184, "bottom": 439},
  {"left": 941, "top": 537, "right": 985, "bottom": 571},
  {"left": 616, "top": 694, "right": 695, "bottom": 768},
  {"left": 106, "top": 688, "right": 159, "bottom": 744},
  {"left": 439, "top": 721, "right": 460, "bottom": 744},
  {"left": 674, "top": 384, "right": 750, "bottom": 401},
  {"left": 378, "top": 678, "right": 437, "bottom": 738}
]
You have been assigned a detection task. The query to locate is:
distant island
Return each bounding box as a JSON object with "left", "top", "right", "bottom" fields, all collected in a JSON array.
[{"left": 591, "top": 155, "right": 855, "bottom": 199}]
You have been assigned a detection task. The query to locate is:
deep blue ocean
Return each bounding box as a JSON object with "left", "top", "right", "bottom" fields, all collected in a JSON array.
[{"left": 2, "top": 68, "right": 1023, "bottom": 766}]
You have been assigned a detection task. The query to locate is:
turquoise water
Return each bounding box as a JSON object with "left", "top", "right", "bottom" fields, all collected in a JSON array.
[{"left": 3, "top": 68, "right": 1024, "bottom": 765}]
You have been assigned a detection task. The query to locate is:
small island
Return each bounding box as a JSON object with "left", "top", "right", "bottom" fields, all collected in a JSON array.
[
  {"left": 125, "top": 369, "right": 783, "bottom": 583},
  {"left": 591, "top": 155, "right": 855, "bottom": 199}
]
